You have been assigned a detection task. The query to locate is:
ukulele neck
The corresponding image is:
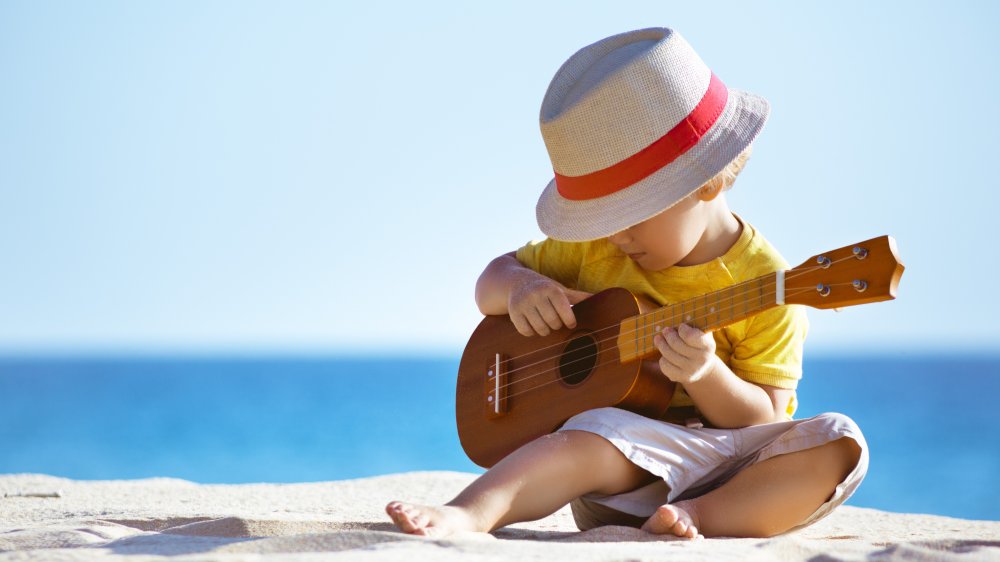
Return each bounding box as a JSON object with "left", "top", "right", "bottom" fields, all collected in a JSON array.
[{"left": 617, "top": 271, "right": 784, "bottom": 363}]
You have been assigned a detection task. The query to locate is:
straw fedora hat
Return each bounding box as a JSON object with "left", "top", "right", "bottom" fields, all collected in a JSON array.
[{"left": 536, "top": 27, "right": 770, "bottom": 241}]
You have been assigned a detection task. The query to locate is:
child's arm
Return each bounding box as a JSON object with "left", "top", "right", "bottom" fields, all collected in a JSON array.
[
  {"left": 654, "top": 324, "right": 793, "bottom": 427},
  {"left": 475, "top": 251, "right": 592, "bottom": 337}
]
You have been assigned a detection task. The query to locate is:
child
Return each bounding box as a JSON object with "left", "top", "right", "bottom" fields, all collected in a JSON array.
[{"left": 387, "top": 27, "right": 867, "bottom": 539}]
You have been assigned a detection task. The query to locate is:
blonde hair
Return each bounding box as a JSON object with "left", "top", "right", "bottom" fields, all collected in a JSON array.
[{"left": 700, "top": 144, "right": 753, "bottom": 194}]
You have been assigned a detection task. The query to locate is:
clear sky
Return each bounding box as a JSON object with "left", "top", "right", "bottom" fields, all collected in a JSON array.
[{"left": 1, "top": 1, "right": 998, "bottom": 356}]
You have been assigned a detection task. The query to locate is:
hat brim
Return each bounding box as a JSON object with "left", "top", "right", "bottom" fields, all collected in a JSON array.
[{"left": 535, "top": 88, "right": 770, "bottom": 242}]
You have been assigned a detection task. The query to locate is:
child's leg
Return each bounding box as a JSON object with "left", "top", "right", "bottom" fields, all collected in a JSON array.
[
  {"left": 642, "top": 436, "right": 862, "bottom": 538},
  {"left": 386, "top": 429, "right": 660, "bottom": 537}
]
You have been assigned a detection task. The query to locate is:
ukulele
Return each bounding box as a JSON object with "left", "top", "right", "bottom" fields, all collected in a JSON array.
[{"left": 456, "top": 235, "right": 904, "bottom": 468}]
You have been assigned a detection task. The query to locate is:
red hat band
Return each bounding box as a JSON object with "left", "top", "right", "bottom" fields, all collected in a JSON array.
[{"left": 554, "top": 72, "right": 729, "bottom": 201}]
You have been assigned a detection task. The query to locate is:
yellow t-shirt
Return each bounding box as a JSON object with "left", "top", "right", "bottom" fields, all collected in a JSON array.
[{"left": 514, "top": 214, "right": 809, "bottom": 419}]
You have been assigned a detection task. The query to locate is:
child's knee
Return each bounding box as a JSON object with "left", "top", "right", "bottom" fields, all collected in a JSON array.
[
  {"left": 794, "top": 436, "right": 861, "bottom": 512},
  {"left": 809, "top": 412, "right": 866, "bottom": 478},
  {"left": 832, "top": 436, "right": 863, "bottom": 479}
]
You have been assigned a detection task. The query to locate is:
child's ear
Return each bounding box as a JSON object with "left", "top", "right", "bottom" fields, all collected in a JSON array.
[{"left": 696, "top": 183, "right": 723, "bottom": 202}]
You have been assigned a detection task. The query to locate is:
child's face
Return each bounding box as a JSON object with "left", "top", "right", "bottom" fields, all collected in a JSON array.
[{"left": 606, "top": 193, "right": 711, "bottom": 271}]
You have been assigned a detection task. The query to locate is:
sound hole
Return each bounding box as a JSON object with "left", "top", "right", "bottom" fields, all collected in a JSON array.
[{"left": 559, "top": 334, "right": 598, "bottom": 386}]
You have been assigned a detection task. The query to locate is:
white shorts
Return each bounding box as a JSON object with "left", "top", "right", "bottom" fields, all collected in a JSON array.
[{"left": 558, "top": 407, "right": 869, "bottom": 532}]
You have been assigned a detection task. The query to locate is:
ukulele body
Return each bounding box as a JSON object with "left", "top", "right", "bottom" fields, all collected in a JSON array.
[{"left": 456, "top": 287, "right": 676, "bottom": 468}]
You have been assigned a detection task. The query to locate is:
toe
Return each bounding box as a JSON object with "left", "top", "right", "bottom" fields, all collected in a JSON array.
[
  {"left": 385, "top": 503, "right": 401, "bottom": 521},
  {"left": 388, "top": 504, "right": 421, "bottom": 533},
  {"left": 642, "top": 505, "right": 680, "bottom": 534},
  {"left": 411, "top": 511, "right": 430, "bottom": 528},
  {"left": 400, "top": 509, "right": 423, "bottom": 532}
]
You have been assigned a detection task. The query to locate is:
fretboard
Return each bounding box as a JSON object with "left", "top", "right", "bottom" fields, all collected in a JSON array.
[{"left": 617, "top": 271, "right": 783, "bottom": 363}]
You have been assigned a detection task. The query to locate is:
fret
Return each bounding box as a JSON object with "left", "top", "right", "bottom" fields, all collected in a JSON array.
[
  {"left": 652, "top": 311, "right": 659, "bottom": 350},
  {"left": 636, "top": 314, "right": 642, "bottom": 357},
  {"left": 711, "top": 291, "right": 718, "bottom": 328},
  {"left": 638, "top": 312, "right": 644, "bottom": 355},
  {"left": 715, "top": 291, "right": 720, "bottom": 326},
  {"left": 702, "top": 293, "right": 711, "bottom": 330},
  {"left": 643, "top": 311, "right": 651, "bottom": 355},
  {"left": 743, "top": 280, "right": 749, "bottom": 320},
  {"left": 648, "top": 311, "right": 655, "bottom": 353},
  {"left": 729, "top": 284, "right": 736, "bottom": 324},
  {"left": 711, "top": 291, "right": 720, "bottom": 328},
  {"left": 653, "top": 312, "right": 660, "bottom": 353},
  {"left": 758, "top": 276, "right": 766, "bottom": 312},
  {"left": 633, "top": 314, "right": 639, "bottom": 359}
]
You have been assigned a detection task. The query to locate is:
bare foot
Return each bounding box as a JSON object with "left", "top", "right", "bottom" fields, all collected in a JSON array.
[
  {"left": 385, "top": 501, "right": 480, "bottom": 537},
  {"left": 640, "top": 500, "right": 703, "bottom": 539}
]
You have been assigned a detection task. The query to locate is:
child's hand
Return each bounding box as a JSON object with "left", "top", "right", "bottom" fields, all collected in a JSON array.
[
  {"left": 653, "top": 324, "right": 720, "bottom": 384},
  {"left": 508, "top": 276, "right": 592, "bottom": 337}
]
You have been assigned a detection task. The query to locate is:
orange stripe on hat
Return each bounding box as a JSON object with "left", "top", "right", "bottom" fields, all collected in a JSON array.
[{"left": 554, "top": 73, "right": 729, "bottom": 201}]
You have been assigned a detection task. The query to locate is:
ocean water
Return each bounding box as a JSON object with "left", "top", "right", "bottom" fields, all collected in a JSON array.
[{"left": 0, "top": 354, "right": 997, "bottom": 521}]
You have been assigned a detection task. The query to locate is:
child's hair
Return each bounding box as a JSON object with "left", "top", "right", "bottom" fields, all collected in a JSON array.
[{"left": 701, "top": 144, "right": 753, "bottom": 194}]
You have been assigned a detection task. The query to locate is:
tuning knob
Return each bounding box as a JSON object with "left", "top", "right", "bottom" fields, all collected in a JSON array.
[
  {"left": 816, "top": 284, "right": 831, "bottom": 297},
  {"left": 853, "top": 280, "right": 868, "bottom": 292},
  {"left": 816, "top": 256, "right": 832, "bottom": 268},
  {"left": 853, "top": 246, "right": 868, "bottom": 260}
]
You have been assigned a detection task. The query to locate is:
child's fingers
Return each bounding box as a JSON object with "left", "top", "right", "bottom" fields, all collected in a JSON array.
[
  {"left": 509, "top": 312, "right": 533, "bottom": 337},
  {"left": 536, "top": 300, "right": 567, "bottom": 332},
  {"left": 658, "top": 353, "right": 684, "bottom": 378},
  {"left": 549, "top": 294, "right": 578, "bottom": 330},
  {"left": 661, "top": 328, "right": 694, "bottom": 358},
  {"left": 676, "top": 323, "right": 708, "bottom": 347},
  {"left": 523, "top": 307, "right": 553, "bottom": 336},
  {"left": 509, "top": 279, "right": 586, "bottom": 336},
  {"left": 654, "top": 335, "right": 684, "bottom": 365},
  {"left": 654, "top": 333, "right": 679, "bottom": 358}
]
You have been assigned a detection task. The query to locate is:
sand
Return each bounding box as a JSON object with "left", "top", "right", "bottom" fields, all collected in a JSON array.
[{"left": 1, "top": 471, "right": 997, "bottom": 561}]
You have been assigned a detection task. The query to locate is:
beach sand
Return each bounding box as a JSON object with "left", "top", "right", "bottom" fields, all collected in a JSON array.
[{"left": 1, "top": 471, "right": 997, "bottom": 561}]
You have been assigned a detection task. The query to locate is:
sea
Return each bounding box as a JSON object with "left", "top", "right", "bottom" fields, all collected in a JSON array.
[{"left": 0, "top": 354, "right": 997, "bottom": 521}]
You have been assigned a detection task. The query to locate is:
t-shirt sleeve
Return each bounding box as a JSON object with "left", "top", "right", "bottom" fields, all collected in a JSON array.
[
  {"left": 514, "top": 238, "right": 586, "bottom": 289},
  {"left": 728, "top": 304, "right": 809, "bottom": 390}
]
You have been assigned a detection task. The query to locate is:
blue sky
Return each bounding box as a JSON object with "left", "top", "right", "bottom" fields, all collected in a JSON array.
[{"left": 1, "top": 1, "right": 997, "bottom": 356}]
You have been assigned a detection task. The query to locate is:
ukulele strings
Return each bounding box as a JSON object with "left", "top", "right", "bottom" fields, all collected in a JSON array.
[
  {"left": 490, "top": 252, "right": 860, "bottom": 383},
  {"left": 497, "top": 283, "right": 791, "bottom": 386},
  {"left": 495, "top": 285, "right": 852, "bottom": 406},
  {"left": 493, "top": 284, "right": 822, "bottom": 400},
  {"left": 490, "top": 254, "right": 856, "bottom": 378},
  {"left": 491, "top": 277, "right": 845, "bottom": 393}
]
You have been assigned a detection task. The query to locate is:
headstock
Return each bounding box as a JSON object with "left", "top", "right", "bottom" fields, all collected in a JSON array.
[{"left": 783, "top": 235, "right": 904, "bottom": 310}]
